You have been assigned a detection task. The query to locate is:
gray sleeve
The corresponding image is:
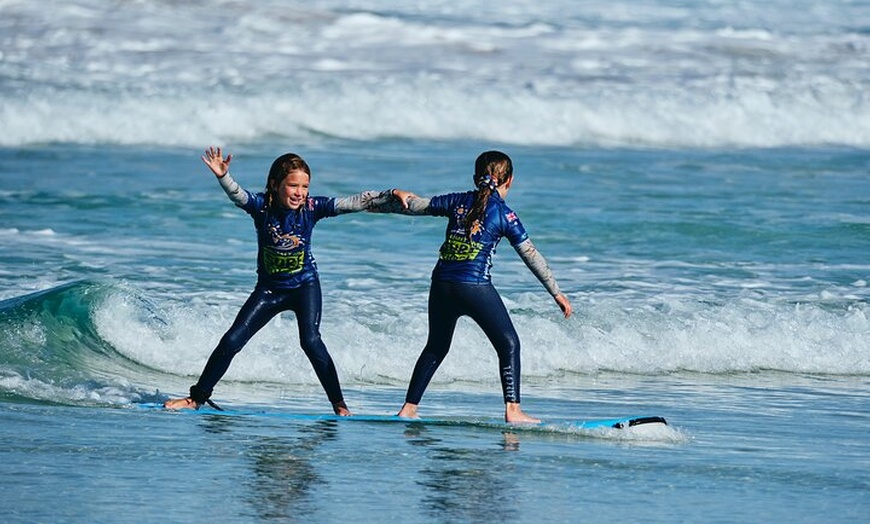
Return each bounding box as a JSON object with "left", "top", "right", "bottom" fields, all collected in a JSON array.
[
  {"left": 405, "top": 196, "right": 432, "bottom": 215},
  {"left": 217, "top": 172, "right": 248, "bottom": 207},
  {"left": 514, "top": 238, "right": 562, "bottom": 296},
  {"left": 334, "top": 189, "right": 395, "bottom": 214},
  {"left": 367, "top": 195, "right": 433, "bottom": 215}
]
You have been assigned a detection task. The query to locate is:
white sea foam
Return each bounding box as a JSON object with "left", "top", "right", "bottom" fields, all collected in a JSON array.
[{"left": 94, "top": 284, "right": 870, "bottom": 390}]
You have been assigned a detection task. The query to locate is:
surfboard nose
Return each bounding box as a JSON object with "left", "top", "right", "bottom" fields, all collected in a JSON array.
[{"left": 613, "top": 416, "right": 668, "bottom": 429}]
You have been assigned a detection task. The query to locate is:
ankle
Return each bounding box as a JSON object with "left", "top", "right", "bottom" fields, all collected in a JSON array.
[
  {"left": 397, "top": 403, "right": 418, "bottom": 418},
  {"left": 505, "top": 402, "right": 522, "bottom": 413}
]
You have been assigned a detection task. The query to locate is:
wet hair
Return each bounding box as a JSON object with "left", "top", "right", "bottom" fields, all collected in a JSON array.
[
  {"left": 464, "top": 150, "right": 513, "bottom": 240},
  {"left": 265, "top": 153, "right": 311, "bottom": 208}
]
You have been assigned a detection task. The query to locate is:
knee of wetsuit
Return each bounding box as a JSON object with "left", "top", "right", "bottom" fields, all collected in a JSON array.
[
  {"left": 218, "top": 332, "right": 249, "bottom": 355},
  {"left": 299, "top": 333, "right": 325, "bottom": 355}
]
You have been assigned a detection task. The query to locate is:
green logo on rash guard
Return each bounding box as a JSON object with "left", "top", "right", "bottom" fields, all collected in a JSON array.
[
  {"left": 439, "top": 233, "right": 483, "bottom": 261},
  {"left": 263, "top": 247, "right": 305, "bottom": 275}
]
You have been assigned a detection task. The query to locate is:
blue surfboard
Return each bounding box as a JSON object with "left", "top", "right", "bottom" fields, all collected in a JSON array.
[{"left": 138, "top": 403, "right": 666, "bottom": 431}]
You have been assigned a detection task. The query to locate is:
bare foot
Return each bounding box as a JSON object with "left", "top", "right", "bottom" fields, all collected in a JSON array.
[
  {"left": 333, "top": 401, "right": 352, "bottom": 416},
  {"left": 396, "top": 402, "right": 420, "bottom": 419},
  {"left": 505, "top": 402, "right": 540, "bottom": 424},
  {"left": 163, "top": 397, "right": 198, "bottom": 410}
]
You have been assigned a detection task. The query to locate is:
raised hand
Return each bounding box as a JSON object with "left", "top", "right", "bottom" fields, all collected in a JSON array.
[{"left": 202, "top": 146, "right": 232, "bottom": 178}]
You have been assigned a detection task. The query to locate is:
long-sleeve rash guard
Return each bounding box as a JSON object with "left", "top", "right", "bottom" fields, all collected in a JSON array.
[
  {"left": 397, "top": 192, "right": 562, "bottom": 296},
  {"left": 217, "top": 172, "right": 393, "bottom": 289}
]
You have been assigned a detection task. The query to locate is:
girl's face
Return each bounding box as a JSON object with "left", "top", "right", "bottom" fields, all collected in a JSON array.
[{"left": 273, "top": 170, "right": 310, "bottom": 210}]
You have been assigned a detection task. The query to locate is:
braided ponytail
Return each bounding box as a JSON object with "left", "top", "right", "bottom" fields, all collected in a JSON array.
[{"left": 464, "top": 151, "right": 513, "bottom": 240}]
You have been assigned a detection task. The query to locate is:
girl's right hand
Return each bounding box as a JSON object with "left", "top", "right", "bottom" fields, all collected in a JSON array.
[
  {"left": 392, "top": 189, "right": 419, "bottom": 209},
  {"left": 202, "top": 146, "right": 232, "bottom": 178}
]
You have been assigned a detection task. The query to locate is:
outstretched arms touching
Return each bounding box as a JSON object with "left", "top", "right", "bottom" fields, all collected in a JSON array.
[
  {"left": 334, "top": 189, "right": 416, "bottom": 213},
  {"left": 200, "top": 146, "right": 413, "bottom": 211},
  {"left": 366, "top": 189, "right": 429, "bottom": 215}
]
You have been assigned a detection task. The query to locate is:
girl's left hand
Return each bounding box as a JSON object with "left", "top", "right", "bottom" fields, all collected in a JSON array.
[{"left": 555, "top": 293, "right": 572, "bottom": 318}]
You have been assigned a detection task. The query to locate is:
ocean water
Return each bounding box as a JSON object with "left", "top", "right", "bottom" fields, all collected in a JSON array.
[{"left": 1, "top": 1, "right": 869, "bottom": 522}]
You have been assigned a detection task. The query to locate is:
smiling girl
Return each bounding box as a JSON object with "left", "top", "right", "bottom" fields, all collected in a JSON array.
[{"left": 164, "top": 147, "right": 408, "bottom": 414}]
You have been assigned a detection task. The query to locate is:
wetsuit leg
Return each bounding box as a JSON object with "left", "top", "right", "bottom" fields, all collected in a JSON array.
[
  {"left": 191, "top": 287, "right": 284, "bottom": 403},
  {"left": 458, "top": 283, "right": 522, "bottom": 404},
  {"left": 292, "top": 280, "right": 345, "bottom": 405},
  {"left": 404, "top": 281, "right": 462, "bottom": 405}
]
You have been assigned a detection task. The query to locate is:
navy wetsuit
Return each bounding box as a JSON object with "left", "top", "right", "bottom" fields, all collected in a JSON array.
[
  {"left": 189, "top": 175, "right": 393, "bottom": 406},
  {"left": 404, "top": 191, "right": 534, "bottom": 405}
]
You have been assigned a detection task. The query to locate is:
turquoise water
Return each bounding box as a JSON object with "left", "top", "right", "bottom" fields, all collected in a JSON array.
[
  {"left": 1, "top": 142, "right": 867, "bottom": 523},
  {"left": 2, "top": 1, "right": 870, "bottom": 522}
]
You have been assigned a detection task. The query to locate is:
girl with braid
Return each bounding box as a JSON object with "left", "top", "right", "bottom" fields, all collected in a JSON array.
[
  {"left": 387, "top": 151, "right": 572, "bottom": 423},
  {"left": 164, "top": 147, "right": 410, "bottom": 414}
]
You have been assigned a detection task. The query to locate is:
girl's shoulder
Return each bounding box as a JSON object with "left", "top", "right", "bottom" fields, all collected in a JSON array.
[
  {"left": 302, "top": 195, "right": 330, "bottom": 208},
  {"left": 485, "top": 191, "right": 514, "bottom": 212},
  {"left": 244, "top": 191, "right": 268, "bottom": 212},
  {"left": 429, "top": 191, "right": 474, "bottom": 213},
  {"left": 485, "top": 195, "right": 523, "bottom": 227},
  {"left": 432, "top": 190, "right": 475, "bottom": 205}
]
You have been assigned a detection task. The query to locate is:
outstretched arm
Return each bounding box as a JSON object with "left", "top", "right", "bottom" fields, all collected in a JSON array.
[
  {"left": 514, "top": 239, "right": 573, "bottom": 318},
  {"left": 369, "top": 190, "right": 432, "bottom": 215},
  {"left": 202, "top": 146, "right": 248, "bottom": 206},
  {"left": 334, "top": 189, "right": 401, "bottom": 213}
]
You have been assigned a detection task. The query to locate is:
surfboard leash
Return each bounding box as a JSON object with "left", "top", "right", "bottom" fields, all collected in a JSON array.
[{"left": 200, "top": 399, "right": 224, "bottom": 411}]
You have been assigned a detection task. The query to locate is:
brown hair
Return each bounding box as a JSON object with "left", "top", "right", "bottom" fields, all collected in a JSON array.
[
  {"left": 265, "top": 153, "right": 311, "bottom": 208},
  {"left": 464, "top": 150, "right": 513, "bottom": 240}
]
